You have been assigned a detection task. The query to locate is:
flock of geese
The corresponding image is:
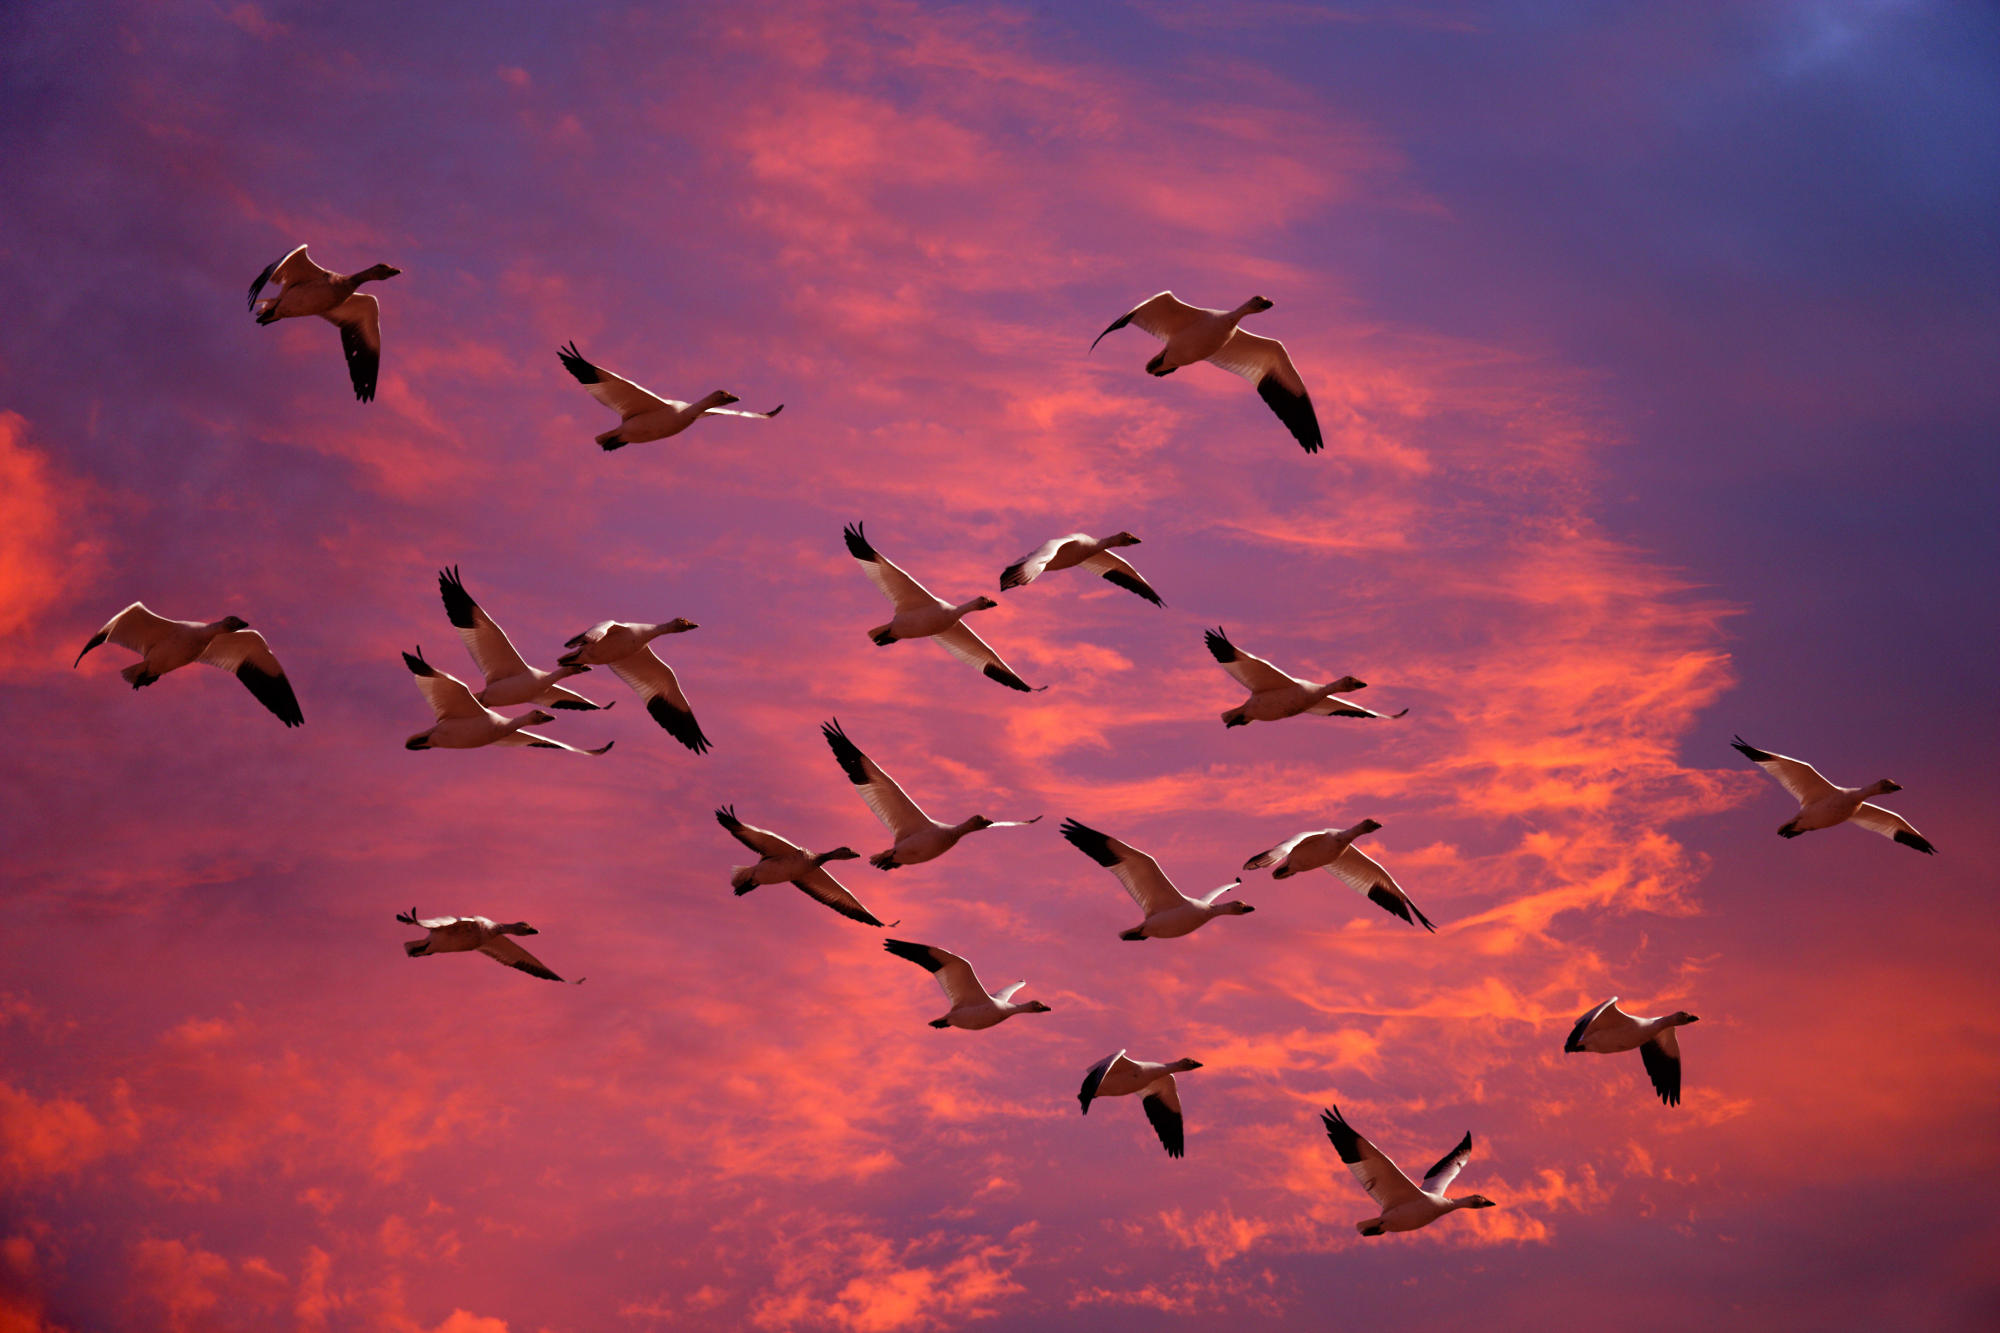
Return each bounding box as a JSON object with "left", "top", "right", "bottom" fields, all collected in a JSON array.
[{"left": 68, "top": 246, "right": 1940, "bottom": 1239}]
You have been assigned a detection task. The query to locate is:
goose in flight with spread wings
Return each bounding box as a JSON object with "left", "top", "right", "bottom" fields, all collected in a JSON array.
[
  {"left": 401, "top": 648, "right": 611, "bottom": 754},
  {"left": 557, "top": 342, "right": 782, "bottom": 451},
  {"left": 1244, "top": 820, "right": 1436, "bottom": 931},
  {"left": 881, "top": 938, "right": 1051, "bottom": 1030},
  {"left": 396, "top": 910, "right": 580, "bottom": 983},
  {"left": 75, "top": 603, "right": 303, "bottom": 727},
  {"left": 1060, "top": 818, "right": 1254, "bottom": 940},
  {"left": 1320, "top": 1105, "right": 1496, "bottom": 1235},
  {"left": 821, "top": 720, "right": 1040, "bottom": 870},
  {"left": 247, "top": 245, "right": 401, "bottom": 401},
  {"left": 1091, "top": 292, "right": 1321, "bottom": 453},
  {"left": 845, "top": 524, "right": 1042, "bottom": 692},
  {"left": 1565, "top": 998, "right": 1699, "bottom": 1107},
  {"left": 1000, "top": 532, "right": 1163, "bottom": 607},
  {"left": 1730, "top": 736, "right": 1935, "bottom": 854},
  {"left": 556, "top": 620, "right": 709, "bottom": 751},
  {"left": 714, "top": 805, "right": 889, "bottom": 928},
  {"left": 1077, "top": 1051, "right": 1203, "bottom": 1158},
  {"left": 436, "top": 568, "right": 609, "bottom": 712},
  {"left": 1205, "top": 627, "right": 1403, "bottom": 727}
]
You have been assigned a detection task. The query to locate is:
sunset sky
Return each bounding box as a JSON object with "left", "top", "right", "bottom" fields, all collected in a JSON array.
[{"left": 3, "top": 2, "right": 1997, "bottom": 1330}]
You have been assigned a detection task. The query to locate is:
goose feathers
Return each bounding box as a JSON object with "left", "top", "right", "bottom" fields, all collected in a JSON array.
[{"left": 75, "top": 602, "right": 303, "bottom": 727}]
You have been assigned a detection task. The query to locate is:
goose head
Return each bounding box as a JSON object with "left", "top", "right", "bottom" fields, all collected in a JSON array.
[
  {"left": 554, "top": 662, "right": 592, "bottom": 681},
  {"left": 219, "top": 615, "right": 251, "bottom": 632},
  {"left": 816, "top": 847, "right": 862, "bottom": 864},
  {"left": 1353, "top": 818, "right": 1384, "bottom": 835},
  {"left": 1458, "top": 1195, "right": 1498, "bottom": 1209},
  {"left": 496, "top": 922, "right": 539, "bottom": 936},
  {"left": 404, "top": 731, "right": 432, "bottom": 751},
  {"left": 1328, "top": 675, "right": 1367, "bottom": 693},
  {"left": 1871, "top": 779, "right": 1903, "bottom": 795},
  {"left": 967, "top": 816, "right": 999, "bottom": 831},
  {"left": 1171, "top": 1058, "right": 1204, "bottom": 1072},
  {"left": 1672, "top": 1011, "right": 1700, "bottom": 1026},
  {"left": 359, "top": 264, "right": 403, "bottom": 283},
  {"left": 1105, "top": 531, "right": 1142, "bottom": 547},
  {"left": 1243, "top": 295, "right": 1274, "bottom": 314},
  {"left": 654, "top": 618, "right": 699, "bottom": 637},
  {"left": 522, "top": 709, "right": 557, "bottom": 727},
  {"left": 969, "top": 596, "right": 1000, "bottom": 612},
  {"left": 711, "top": 391, "right": 741, "bottom": 407},
  {"left": 1018, "top": 1000, "right": 1053, "bottom": 1014}
]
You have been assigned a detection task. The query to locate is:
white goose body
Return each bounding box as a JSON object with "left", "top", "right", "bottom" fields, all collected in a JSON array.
[
  {"left": 1203, "top": 627, "right": 1402, "bottom": 727},
  {"left": 247, "top": 246, "right": 401, "bottom": 401},
  {"left": 713, "top": 805, "right": 887, "bottom": 928},
  {"left": 1243, "top": 820, "right": 1437, "bottom": 931},
  {"left": 75, "top": 602, "right": 304, "bottom": 727},
  {"left": 1320, "top": 1105, "right": 1496, "bottom": 1235},
  {"left": 401, "top": 649, "right": 611, "bottom": 754},
  {"left": 1060, "top": 819, "right": 1254, "bottom": 940},
  {"left": 557, "top": 343, "right": 781, "bottom": 451},
  {"left": 437, "top": 568, "right": 608, "bottom": 712},
  {"left": 556, "top": 619, "right": 698, "bottom": 667},
  {"left": 397, "top": 910, "right": 577, "bottom": 982},
  {"left": 844, "top": 523, "right": 1041, "bottom": 691},
  {"left": 1091, "top": 293, "right": 1322, "bottom": 452},
  {"left": 1731, "top": 736, "right": 1935, "bottom": 853},
  {"left": 1564, "top": 998, "right": 1699, "bottom": 1106},
  {"left": 881, "top": 939, "right": 1051, "bottom": 1030},
  {"left": 821, "top": 720, "right": 1040, "bottom": 870},
  {"left": 1000, "top": 532, "right": 1163, "bottom": 606},
  {"left": 1077, "top": 1051, "right": 1202, "bottom": 1158}
]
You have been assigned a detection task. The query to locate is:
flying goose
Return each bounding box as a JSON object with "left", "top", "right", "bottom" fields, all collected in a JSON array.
[
  {"left": 714, "top": 805, "right": 889, "bottom": 927},
  {"left": 555, "top": 621, "right": 709, "bottom": 751},
  {"left": 75, "top": 603, "right": 303, "bottom": 727},
  {"left": 1243, "top": 820, "right": 1436, "bottom": 931},
  {"left": 1059, "top": 818, "right": 1254, "bottom": 939},
  {"left": 1077, "top": 1050, "right": 1202, "bottom": 1158},
  {"left": 1564, "top": 998, "right": 1699, "bottom": 1107},
  {"left": 844, "top": 523, "right": 1042, "bottom": 692},
  {"left": 1319, "top": 1105, "right": 1496, "bottom": 1235},
  {"left": 402, "top": 648, "right": 611, "bottom": 753},
  {"left": 247, "top": 245, "right": 401, "bottom": 401},
  {"left": 821, "top": 720, "right": 1040, "bottom": 869},
  {"left": 1730, "top": 736, "right": 1935, "bottom": 854},
  {"left": 1205, "top": 627, "right": 1403, "bottom": 727},
  {"left": 999, "top": 532, "right": 1163, "bottom": 607},
  {"left": 557, "top": 342, "right": 782, "bottom": 451},
  {"left": 880, "top": 938, "right": 1051, "bottom": 1030},
  {"left": 436, "top": 568, "right": 610, "bottom": 712},
  {"left": 1091, "top": 292, "right": 1322, "bottom": 453},
  {"left": 396, "top": 909, "right": 579, "bottom": 983}
]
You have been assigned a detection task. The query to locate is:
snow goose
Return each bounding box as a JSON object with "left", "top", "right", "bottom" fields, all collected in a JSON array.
[
  {"left": 1000, "top": 532, "right": 1163, "bottom": 607},
  {"left": 1077, "top": 1050, "right": 1202, "bottom": 1158},
  {"left": 401, "top": 648, "right": 611, "bottom": 754},
  {"left": 821, "top": 720, "right": 1040, "bottom": 869},
  {"left": 557, "top": 342, "right": 781, "bottom": 451},
  {"left": 1731, "top": 736, "right": 1935, "bottom": 854},
  {"left": 396, "top": 909, "right": 580, "bottom": 983},
  {"left": 881, "top": 938, "right": 1051, "bottom": 1030},
  {"left": 1243, "top": 820, "right": 1436, "bottom": 931},
  {"left": 1564, "top": 998, "right": 1699, "bottom": 1107},
  {"left": 1205, "top": 627, "right": 1403, "bottom": 727},
  {"left": 845, "top": 523, "right": 1042, "bottom": 692},
  {"left": 437, "top": 568, "right": 610, "bottom": 712},
  {"left": 714, "top": 805, "right": 890, "bottom": 928},
  {"left": 75, "top": 602, "right": 303, "bottom": 727},
  {"left": 1059, "top": 818, "right": 1254, "bottom": 940},
  {"left": 247, "top": 245, "right": 401, "bottom": 401},
  {"left": 1091, "top": 292, "right": 1321, "bottom": 453},
  {"left": 555, "top": 620, "right": 709, "bottom": 751},
  {"left": 1319, "top": 1105, "right": 1496, "bottom": 1235}
]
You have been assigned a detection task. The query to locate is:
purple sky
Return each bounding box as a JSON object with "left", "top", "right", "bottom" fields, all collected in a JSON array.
[{"left": 3, "top": 3, "right": 1997, "bottom": 1330}]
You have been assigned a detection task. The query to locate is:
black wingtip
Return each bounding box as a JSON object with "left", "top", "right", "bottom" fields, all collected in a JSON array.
[
  {"left": 821, "top": 718, "right": 869, "bottom": 786},
  {"left": 1058, "top": 818, "right": 1120, "bottom": 868},
  {"left": 646, "top": 695, "right": 711, "bottom": 754},
  {"left": 1319, "top": 1104, "right": 1364, "bottom": 1163},
  {"left": 882, "top": 938, "right": 944, "bottom": 973},
  {"left": 1894, "top": 829, "right": 1938, "bottom": 855},
  {"left": 437, "top": 565, "right": 477, "bottom": 629},
  {"left": 1089, "top": 310, "right": 1133, "bottom": 351},
  {"left": 983, "top": 662, "right": 1038, "bottom": 692},
  {"left": 1204, "top": 627, "right": 1235, "bottom": 664},
  {"left": 1730, "top": 734, "right": 1775, "bottom": 763},
  {"left": 843, "top": 522, "right": 877, "bottom": 562},
  {"left": 557, "top": 340, "right": 600, "bottom": 385},
  {"left": 402, "top": 647, "right": 434, "bottom": 676}
]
